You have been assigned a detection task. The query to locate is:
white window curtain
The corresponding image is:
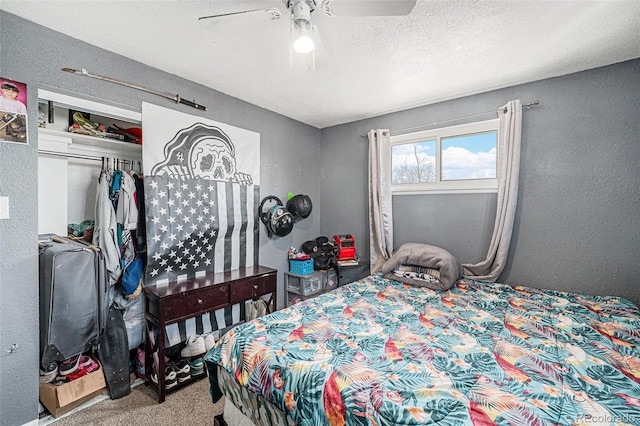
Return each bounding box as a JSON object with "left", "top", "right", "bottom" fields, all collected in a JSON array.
[
  {"left": 462, "top": 99, "right": 522, "bottom": 281},
  {"left": 368, "top": 129, "right": 393, "bottom": 273}
]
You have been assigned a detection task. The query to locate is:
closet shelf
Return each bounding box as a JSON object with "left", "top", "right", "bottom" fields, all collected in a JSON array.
[
  {"left": 38, "top": 128, "right": 142, "bottom": 156},
  {"left": 37, "top": 88, "right": 142, "bottom": 159}
]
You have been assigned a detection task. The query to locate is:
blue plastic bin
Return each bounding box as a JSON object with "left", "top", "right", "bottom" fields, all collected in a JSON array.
[{"left": 289, "top": 259, "right": 314, "bottom": 275}]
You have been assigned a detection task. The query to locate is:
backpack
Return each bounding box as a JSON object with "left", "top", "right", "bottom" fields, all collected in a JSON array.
[{"left": 301, "top": 236, "right": 341, "bottom": 280}]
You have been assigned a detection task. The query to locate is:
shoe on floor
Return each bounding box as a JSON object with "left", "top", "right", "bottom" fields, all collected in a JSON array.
[
  {"left": 58, "top": 354, "right": 81, "bottom": 375},
  {"left": 39, "top": 361, "right": 58, "bottom": 384},
  {"left": 171, "top": 359, "right": 191, "bottom": 383},
  {"left": 203, "top": 333, "right": 216, "bottom": 352},
  {"left": 180, "top": 335, "right": 206, "bottom": 358}
]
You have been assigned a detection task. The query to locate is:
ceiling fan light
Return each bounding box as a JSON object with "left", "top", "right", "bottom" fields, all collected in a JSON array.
[{"left": 293, "top": 27, "right": 314, "bottom": 54}]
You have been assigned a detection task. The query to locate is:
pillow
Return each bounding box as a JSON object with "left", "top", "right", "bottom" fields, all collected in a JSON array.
[
  {"left": 392, "top": 265, "right": 440, "bottom": 285},
  {"left": 381, "top": 243, "right": 463, "bottom": 291}
]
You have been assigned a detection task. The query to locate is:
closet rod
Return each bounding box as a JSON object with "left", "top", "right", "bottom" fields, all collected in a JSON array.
[
  {"left": 38, "top": 149, "right": 140, "bottom": 165},
  {"left": 361, "top": 100, "right": 540, "bottom": 138}
]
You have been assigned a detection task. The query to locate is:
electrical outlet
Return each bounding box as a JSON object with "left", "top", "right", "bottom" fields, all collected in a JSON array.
[{"left": 0, "top": 196, "right": 9, "bottom": 219}]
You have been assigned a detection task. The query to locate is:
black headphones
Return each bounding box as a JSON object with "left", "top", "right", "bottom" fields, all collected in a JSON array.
[{"left": 259, "top": 196, "right": 294, "bottom": 237}]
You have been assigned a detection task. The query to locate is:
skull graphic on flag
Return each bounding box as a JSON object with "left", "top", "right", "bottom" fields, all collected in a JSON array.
[{"left": 142, "top": 103, "right": 260, "bottom": 285}]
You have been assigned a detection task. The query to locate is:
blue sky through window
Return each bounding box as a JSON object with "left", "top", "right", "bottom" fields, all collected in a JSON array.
[
  {"left": 442, "top": 131, "right": 496, "bottom": 180},
  {"left": 391, "top": 131, "right": 497, "bottom": 184},
  {"left": 444, "top": 132, "right": 496, "bottom": 152},
  {"left": 391, "top": 140, "right": 436, "bottom": 183}
]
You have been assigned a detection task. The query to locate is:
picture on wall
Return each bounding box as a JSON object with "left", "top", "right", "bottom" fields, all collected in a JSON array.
[
  {"left": 0, "top": 77, "right": 28, "bottom": 144},
  {"left": 142, "top": 102, "right": 260, "bottom": 286}
]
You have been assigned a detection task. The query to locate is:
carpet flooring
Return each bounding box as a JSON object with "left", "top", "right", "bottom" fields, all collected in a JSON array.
[{"left": 44, "top": 377, "right": 224, "bottom": 425}]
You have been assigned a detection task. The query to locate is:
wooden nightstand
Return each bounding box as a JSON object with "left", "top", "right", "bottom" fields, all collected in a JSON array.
[{"left": 144, "top": 265, "right": 276, "bottom": 403}]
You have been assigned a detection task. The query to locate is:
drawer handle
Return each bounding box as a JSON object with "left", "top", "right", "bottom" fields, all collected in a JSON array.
[
  {"left": 198, "top": 299, "right": 203, "bottom": 304},
  {"left": 253, "top": 285, "right": 258, "bottom": 290}
]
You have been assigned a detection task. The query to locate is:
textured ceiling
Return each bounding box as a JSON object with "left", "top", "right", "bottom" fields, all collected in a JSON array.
[{"left": 2, "top": 1, "right": 639, "bottom": 128}]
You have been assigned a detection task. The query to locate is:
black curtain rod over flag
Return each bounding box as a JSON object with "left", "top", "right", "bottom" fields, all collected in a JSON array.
[{"left": 361, "top": 100, "right": 540, "bottom": 139}]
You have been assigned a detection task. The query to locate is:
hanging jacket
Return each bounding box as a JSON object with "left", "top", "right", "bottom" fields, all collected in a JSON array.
[
  {"left": 116, "top": 171, "right": 138, "bottom": 270},
  {"left": 132, "top": 173, "right": 146, "bottom": 251},
  {"left": 94, "top": 170, "right": 122, "bottom": 283},
  {"left": 116, "top": 171, "right": 138, "bottom": 232}
]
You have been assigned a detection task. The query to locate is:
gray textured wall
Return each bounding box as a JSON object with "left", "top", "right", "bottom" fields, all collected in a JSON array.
[
  {"left": 321, "top": 58, "right": 640, "bottom": 309},
  {"left": 0, "top": 11, "right": 320, "bottom": 425},
  {"left": 2, "top": 9, "right": 639, "bottom": 426}
]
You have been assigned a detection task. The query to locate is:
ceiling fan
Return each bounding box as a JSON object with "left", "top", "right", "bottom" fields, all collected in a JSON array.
[{"left": 198, "top": 0, "right": 417, "bottom": 70}]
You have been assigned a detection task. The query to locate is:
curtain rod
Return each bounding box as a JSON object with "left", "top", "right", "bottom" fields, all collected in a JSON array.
[{"left": 361, "top": 100, "right": 540, "bottom": 139}]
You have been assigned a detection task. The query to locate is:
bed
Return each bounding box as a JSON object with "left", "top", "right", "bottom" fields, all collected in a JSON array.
[{"left": 204, "top": 273, "right": 640, "bottom": 425}]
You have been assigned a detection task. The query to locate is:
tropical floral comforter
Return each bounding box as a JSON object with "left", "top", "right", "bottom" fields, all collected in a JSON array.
[{"left": 205, "top": 274, "right": 640, "bottom": 425}]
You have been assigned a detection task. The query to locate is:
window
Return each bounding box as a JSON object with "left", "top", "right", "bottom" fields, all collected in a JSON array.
[{"left": 389, "top": 119, "right": 498, "bottom": 194}]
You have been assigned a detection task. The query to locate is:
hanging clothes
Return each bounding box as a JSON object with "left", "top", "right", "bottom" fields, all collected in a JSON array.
[
  {"left": 93, "top": 168, "right": 122, "bottom": 283},
  {"left": 117, "top": 171, "right": 138, "bottom": 232},
  {"left": 116, "top": 171, "right": 138, "bottom": 270},
  {"left": 110, "top": 168, "right": 122, "bottom": 211},
  {"left": 132, "top": 172, "right": 146, "bottom": 253}
]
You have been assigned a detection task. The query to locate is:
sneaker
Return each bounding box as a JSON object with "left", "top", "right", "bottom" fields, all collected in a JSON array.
[
  {"left": 172, "top": 359, "right": 191, "bottom": 383},
  {"left": 188, "top": 356, "right": 206, "bottom": 379},
  {"left": 58, "top": 354, "right": 81, "bottom": 375},
  {"left": 164, "top": 364, "right": 178, "bottom": 390},
  {"left": 203, "top": 333, "right": 215, "bottom": 352},
  {"left": 78, "top": 355, "right": 99, "bottom": 374},
  {"left": 134, "top": 347, "right": 145, "bottom": 379},
  {"left": 39, "top": 361, "right": 58, "bottom": 384},
  {"left": 66, "top": 367, "right": 87, "bottom": 381},
  {"left": 51, "top": 374, "right": 69, "bottom": 386},
  {"left": 150, "top": 364, "right": 177, "bottom": 390},
  {"left": 180, "top": 335, "right": 206, "bottom": 358}
]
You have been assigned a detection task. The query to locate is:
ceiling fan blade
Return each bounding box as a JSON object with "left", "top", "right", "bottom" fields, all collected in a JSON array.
[
  {"left": 319, "top": 0, "right": 417, "bottom": 17},
  {"left": 198, "top": 8, "right": 283, "bottom": 30}
]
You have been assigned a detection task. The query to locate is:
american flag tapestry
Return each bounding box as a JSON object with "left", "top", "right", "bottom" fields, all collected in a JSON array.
[{"left": 142, "top": 102, "right": 260, "bottom": 345}]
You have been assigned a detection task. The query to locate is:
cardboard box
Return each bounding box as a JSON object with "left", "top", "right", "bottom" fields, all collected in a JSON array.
[{"left": 39, "top": 357, "right": 106, "bottom": 418}]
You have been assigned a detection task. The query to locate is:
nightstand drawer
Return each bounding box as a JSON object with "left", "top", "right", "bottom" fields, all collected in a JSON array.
[
  {"left": 163, "top": 284, "right": 229, "bottom": 322},
  {"left": 229, "top": 274, "right": 276, "bottom": 305}
]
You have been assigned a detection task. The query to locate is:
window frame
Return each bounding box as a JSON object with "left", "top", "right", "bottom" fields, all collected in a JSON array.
[{"left": 388, "top": 119, "right": 499, "bottom": 195}]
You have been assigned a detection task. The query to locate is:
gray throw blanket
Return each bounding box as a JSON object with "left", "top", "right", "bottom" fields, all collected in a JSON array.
[{"left": 381, "top": 243, "right": 463, "bottom": 291}]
